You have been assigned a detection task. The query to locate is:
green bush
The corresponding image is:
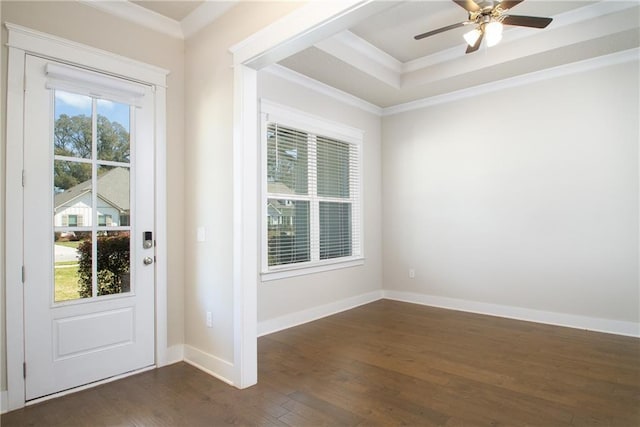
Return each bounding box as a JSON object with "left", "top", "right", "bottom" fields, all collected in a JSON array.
[{"left": 78, "top": 234, "right": 130, "bottom": 298}]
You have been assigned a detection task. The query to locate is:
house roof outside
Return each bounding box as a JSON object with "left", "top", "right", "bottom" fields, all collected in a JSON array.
[{"left": 54, "top": 167, "right": 130, "bottom": 212}]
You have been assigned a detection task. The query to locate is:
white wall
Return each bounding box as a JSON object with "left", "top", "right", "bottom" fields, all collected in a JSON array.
[
  {"left": 382, "top": 60, "right": 639, "bottom": 327},
  {"left": 1, "top": 0, "right": 186, "bottom": 392},
  {"left": 256, "top": 71, "right": 383, "bottom": 332}
]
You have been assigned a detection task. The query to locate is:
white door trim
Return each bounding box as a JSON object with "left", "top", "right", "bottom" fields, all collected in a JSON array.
[
  {"left": 229, "top": 0, "right": 395, "bottom": 388},
  {"left": 4, "top": 23, "right": 169, "bottom": 411}
]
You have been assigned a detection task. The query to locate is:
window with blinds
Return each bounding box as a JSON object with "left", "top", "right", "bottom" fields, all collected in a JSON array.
[{"left": 262, "top": 101, "right": 362, "bottom": 275}]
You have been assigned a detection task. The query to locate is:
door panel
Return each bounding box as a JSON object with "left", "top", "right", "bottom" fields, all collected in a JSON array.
[{"left": 23, "top": 55, "right": 155, "bottom": 400}]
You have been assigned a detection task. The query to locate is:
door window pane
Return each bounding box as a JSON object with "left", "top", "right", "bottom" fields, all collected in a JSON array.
[
  {"left": 54, "top": 160, "right": 93, "bottom": 227},
  {"left": 97, "top": 165, "right": 130, "bottom": 227},
  {"left": 54, "top": 91, "right": 92, "bottom": 159},
  {"left": 54, "top": 159, "right": 92, "bottom": 196},
  {"left": 267, "top": 199, "right": 310, "bottom": 266},
  {"left": 97, "top": 231, "right": 131, "bottom": 296},
  {"left": 54, "top": 232, "right": 91, "bottom": 302},
  {"left": 97, "top": 99, "right": 130, "bottom": 163}
]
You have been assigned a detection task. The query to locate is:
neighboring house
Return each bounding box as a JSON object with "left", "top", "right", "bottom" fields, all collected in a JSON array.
[
  {"left": 266, "top": 181, "right": 295, "bottom": 233},
  {"left": 54, "top": 167, "right": 130, "bottom": 227}
]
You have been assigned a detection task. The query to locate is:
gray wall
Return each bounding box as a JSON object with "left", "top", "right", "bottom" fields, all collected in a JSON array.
[{"left": 381, "top": 60, "right": 639, "bottom": 324}]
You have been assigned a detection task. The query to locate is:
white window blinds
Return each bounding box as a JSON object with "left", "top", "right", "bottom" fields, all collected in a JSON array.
[{"left": 262, "top": 100, "right": 363, "bottom": 273}]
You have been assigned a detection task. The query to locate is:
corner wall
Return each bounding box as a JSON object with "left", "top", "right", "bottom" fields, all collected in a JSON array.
[
  {"left": 183, "top": 1, "right": 301, "bottom": 381},
  {"left": 381, "top": 59, "right": 639, "bottom": 333}
]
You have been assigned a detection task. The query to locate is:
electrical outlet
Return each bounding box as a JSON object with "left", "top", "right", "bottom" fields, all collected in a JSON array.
[
  {"left": 206, "top": 311, "right": 212, "bottom": 327},
  {"left": 409, "top": 268, "right": 415, "bottom": 279}
]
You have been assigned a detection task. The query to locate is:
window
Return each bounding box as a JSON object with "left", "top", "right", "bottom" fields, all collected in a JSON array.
[
  {"left": 98, "top": 214, "right": 112, "bottom": 226},
  {"left": 261, "top": 100, "right": 363, "bottom": 279},
  {"left": 119, "top": 214, "right": 130, "bottom": 226},
  {"left": 62, "top": 214, "right": 83, "bottom": 227}
]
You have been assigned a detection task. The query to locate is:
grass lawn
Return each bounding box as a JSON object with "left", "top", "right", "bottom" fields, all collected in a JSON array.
[
  {"left": 56, "top": 241, "right": 81, "bottom": 249},
  {"left": 55, "top": 264, "right": 82, "bottom": 301}
]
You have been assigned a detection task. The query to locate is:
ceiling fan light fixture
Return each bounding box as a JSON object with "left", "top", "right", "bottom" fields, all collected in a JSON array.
[
  {"left": 463, "top": 28, "right": 482, "bottom": 47},
  {"left": 485, "top": 21, "right": 503, "bottom": 47}
]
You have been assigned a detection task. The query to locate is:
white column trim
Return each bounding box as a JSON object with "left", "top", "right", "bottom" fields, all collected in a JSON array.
[
  {"left": 229, "top": 0, "right": 393, "bottom": 388},
  {"left": 154, "top": 85, "right": 170, "bottom": 368},
  {"left": 232, "top": 65, "right": 258, "bottom": 388}
]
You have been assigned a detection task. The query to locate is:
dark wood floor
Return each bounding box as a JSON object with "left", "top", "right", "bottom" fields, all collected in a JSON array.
[{"left": 3, "top": 300, "right": 639, "bottom": 426}]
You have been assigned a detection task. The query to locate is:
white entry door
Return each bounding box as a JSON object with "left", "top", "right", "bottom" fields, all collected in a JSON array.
[{"left": 22, "top": 55, "right": 155, "bottom": 400}]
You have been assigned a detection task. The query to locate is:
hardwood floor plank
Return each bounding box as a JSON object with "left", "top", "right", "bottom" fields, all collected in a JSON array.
[{"left": 3, "top": 300, "right": 639, "bottom": 426}]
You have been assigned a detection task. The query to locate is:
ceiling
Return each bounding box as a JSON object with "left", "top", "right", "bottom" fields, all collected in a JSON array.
[{"left": 128, "top": 0, "right": 639, "bottom": 109}]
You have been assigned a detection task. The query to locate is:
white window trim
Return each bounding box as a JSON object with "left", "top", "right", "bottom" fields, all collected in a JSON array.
[
  {"left": 4, "top": 23, "right": 169, "bottom": 411},
  {"left": 260, "top": 99, "right": 364, "bottom": 281}
]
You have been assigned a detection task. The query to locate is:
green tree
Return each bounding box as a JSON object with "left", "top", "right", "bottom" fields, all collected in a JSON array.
[{"left": 54, "top": 113, "right": 130, "bottom": 191}]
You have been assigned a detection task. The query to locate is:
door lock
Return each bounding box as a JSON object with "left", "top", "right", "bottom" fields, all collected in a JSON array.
[
  {"left": 143, "top": 257, "right": 153, "bottom": 266},
  {"left": 143, "top": 231, "right": 153, "bottom": 249}
]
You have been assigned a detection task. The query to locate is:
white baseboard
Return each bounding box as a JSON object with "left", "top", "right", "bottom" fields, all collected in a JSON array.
[
  {"left": 1, "top": 390, "right": 8, "bottom": 414},
  {"left": 258, "top": 290, "right": 384, "bottom": 337},
  {"left": 383, "top": 290, "right": 640, "bottom": 338},
  {"left": 183, "top": 345, "right": 235, "bottom": 386}
]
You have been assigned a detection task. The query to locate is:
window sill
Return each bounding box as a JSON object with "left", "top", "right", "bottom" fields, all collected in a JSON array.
[{"left": 261, "top": 257, "right": 365, "bottom": 282}]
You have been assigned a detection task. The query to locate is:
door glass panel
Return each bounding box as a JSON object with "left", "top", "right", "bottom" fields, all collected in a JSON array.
[
  {"left": 54, "top": 231, "right": 92, "bottom": 302},
  {"left": 97, "top": 165, "right": 130, "bottom": 228},
  {"left": 53, "top": 160, "right": 91, "bottom": 196},
  {"left": 52, "top": 92, "right": 133, "bottom": 302},
  {"left": 54, "top": 91, "right": 93, "bottom": 159},
  {"left": 97, "top": 99, "right": 130, "bottom": 162},
  {"left": 97, "top": 231, "right": 131, "bottom": 296}
]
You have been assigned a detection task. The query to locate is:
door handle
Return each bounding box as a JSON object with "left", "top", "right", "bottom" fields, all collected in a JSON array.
[{"left": 143, "top": 257, "right": 154, "bottom": 266}]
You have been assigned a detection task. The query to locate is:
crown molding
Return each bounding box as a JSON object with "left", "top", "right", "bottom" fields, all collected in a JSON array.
[
  {"left": 262, "top": 64, "right": 383, "bottom": 116},
  {"left": 262, "top": 46, "right": 638, "bottom": 118},
  {"left": 79, "top": 0, "right": 183, "bottom": 39},
  {"left": 315, "top": 31, "right": 402, "bottom": 88},
  {"left": 383, "top": 47, "right": 640, "bottom": 116},
  {"left": 78, "top": 0, "right": 239, "bottom": 40},
  {"left": 329, "top": 31, "right": 403, "bottom": 73},
  {"left": 181, "top": 1, "right": 238, "bottom": 39}
]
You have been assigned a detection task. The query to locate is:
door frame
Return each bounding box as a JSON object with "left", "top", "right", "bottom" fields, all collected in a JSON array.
[{"left": 5, "top": 23, "right": 169, "bottom": 411}]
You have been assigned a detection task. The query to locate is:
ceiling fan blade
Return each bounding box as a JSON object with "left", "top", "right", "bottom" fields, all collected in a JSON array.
[
  {"left": 498, "top": 1, "right": 525, "bottom": 11},
  {"left": 414, "top": 22, "right": 469, "bottom": 40},
  {"left": 465, "top": 31, "right": 483, "bottom": 54},
  {"left": 452, "top": 0, "right": 480, "bottom": 13},
  {"left": 502, "top": 15, "right": 553, "bottom": 28}
]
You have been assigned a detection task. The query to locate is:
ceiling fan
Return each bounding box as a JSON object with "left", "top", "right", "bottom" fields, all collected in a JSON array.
[{"left": 414, "top": 0, "right": 553, "bottom": 54}]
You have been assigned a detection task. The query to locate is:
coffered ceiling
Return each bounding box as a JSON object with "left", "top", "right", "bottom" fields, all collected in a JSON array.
[
  {"left": 276, "top": 1, "right": 639, "bottom": 108},
  {"left": 115, "top": 1, "right": 639, "bottom": 109}
]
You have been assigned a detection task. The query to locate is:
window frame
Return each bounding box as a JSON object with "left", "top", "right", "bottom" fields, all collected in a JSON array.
[{"left": 260, "top": 99, "right": 364, "bottom": 281}]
